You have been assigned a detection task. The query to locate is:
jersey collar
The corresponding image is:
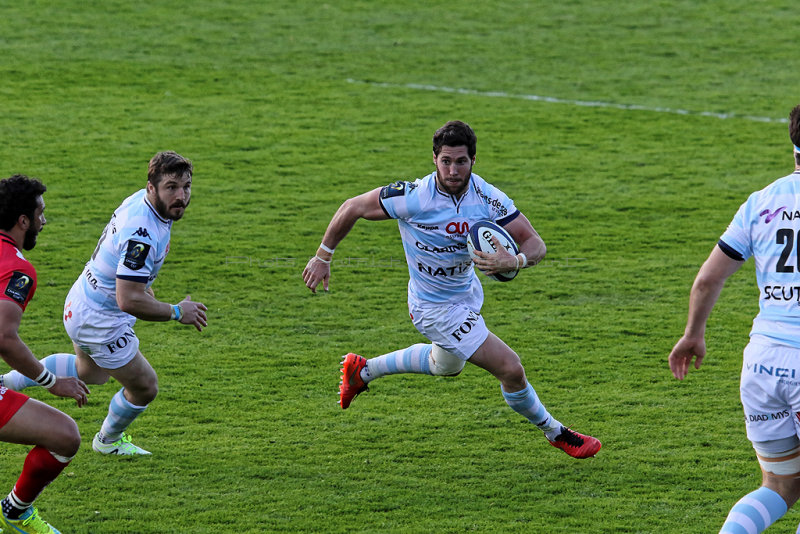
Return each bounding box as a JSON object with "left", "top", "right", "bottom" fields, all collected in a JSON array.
[
  {"left": 433, "top": 173, "right": 473, "bottom": 207},
  {"left": 0, "top": 231, "right": 18, "bottom": 248},
  {"left": 143, "top": 195, "right": 171, "bottom": 224}
]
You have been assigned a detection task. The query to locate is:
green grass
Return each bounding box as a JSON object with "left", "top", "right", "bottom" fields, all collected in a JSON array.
[{"left": 0, "top": 0, "right": 798, "bottom": 531}]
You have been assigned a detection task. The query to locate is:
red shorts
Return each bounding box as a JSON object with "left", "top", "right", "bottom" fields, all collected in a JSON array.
[{"left": 0, "top": 387, "right": 29, "bottom": 429}]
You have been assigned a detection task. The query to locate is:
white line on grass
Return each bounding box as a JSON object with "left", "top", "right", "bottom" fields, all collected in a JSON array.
[{"left": 346, "top": 79, "right": 787, "bottom": 124}]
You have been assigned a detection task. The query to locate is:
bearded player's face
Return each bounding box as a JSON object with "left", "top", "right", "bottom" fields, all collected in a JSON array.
[
  {"left": 148, "top": 173, "right": 192, "bottom": 221},
  {"left": 433, "top": 145, "right": 474, "bottom": 197},
  {"left": 23, "top": 196, "right": 46, "bottom": 251}
]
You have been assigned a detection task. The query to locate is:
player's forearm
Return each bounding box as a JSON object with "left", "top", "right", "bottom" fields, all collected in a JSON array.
[
  {"left": 0, "top": 332, "right": 45, "bottom": 381},
  {"left": 684, "top": 274, "right": 725, "bottom": 337},
  {"left": 518, "top": 233, "right": 546, "bottom": 267},
  {"left": 318, "top": 198, "right": 368, "bottom": 257},
  {"left": 117, "top": 290, "right": 172, "bottom": 321}
]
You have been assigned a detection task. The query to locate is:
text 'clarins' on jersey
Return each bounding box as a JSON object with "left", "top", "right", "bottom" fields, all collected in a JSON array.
[
  {"left": 76, "top": 189, "right": 172, "bottom": 314},
  {"left": 720, "top": 171, "right": 800, "bottom": 347},
  {"left": 379, "top": 172, "right": 520, "bottom": 306}
]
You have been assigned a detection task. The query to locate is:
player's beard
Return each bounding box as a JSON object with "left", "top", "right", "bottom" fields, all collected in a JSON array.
[
  {"left": 153, "top": 193, "right": 190, "bottom": 221},
  {"left": 436, "top": 167, "right": 472, "bottom": 197},
  {"left": 22, "top": 225, "right": 38, "bottom": 250}
]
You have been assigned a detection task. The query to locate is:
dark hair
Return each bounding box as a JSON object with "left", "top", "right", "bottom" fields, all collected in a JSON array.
[
  {"left": 147, "top": 151, "right": 193, "bottom": 187},
  {"left": 0, "top": 175, "right": 46, "bottom": 231},
  {"left": 791, "top": 106, "right": 800, "bottom": 165},
  {"left": 433, "top": 121, "right": 477, "bottom": 159}
]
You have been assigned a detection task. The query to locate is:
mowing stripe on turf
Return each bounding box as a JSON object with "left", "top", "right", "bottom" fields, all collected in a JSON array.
[{"left": 346, "top": 79, "right": 787, "bottom": 124}]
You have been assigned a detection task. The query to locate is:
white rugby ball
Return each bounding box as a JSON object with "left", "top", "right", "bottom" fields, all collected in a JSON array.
[{"left": 466, "top": 220, "right": 519, "bottom": 282}]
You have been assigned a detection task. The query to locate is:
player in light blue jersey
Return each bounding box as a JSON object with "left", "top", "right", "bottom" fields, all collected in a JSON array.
[
  {"left": 1, "top": 151, "right": 208, "bottom": 456},
  {"left": 670, "top": 105, "right": 800, "bottom": 533},
  {"left": 303, "top": 121, "right": 601, "bottom": 459}
]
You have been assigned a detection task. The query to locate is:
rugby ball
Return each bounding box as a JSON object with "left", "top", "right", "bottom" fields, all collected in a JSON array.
[{"left": 466, "top": 220, "right": 519, "bottom": 282}]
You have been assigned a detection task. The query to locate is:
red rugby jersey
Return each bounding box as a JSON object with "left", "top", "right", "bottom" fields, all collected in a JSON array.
[{"left": 0, "top": 233, "right": 37, "bottom": 311}]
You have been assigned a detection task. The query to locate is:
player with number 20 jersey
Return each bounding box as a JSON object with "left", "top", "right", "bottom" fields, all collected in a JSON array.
[
  {"left": 669, "top": 105, "right": 800, "bottom": 532},
  {"left": 719, "top": 176, "right": 800, "bottom": 347}
]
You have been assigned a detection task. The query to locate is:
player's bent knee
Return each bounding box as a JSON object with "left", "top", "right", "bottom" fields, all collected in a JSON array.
[
  {"left": 141, "top": 385, "right": 158, "bottom": 405},
  {"left": 430, "top": 345, "right": 466, "bottom": 376},
  {"left": 498, "top": 358, "right": 525, "bottom": 384},
  {"left": 51, "top": 417, "right": 81, "bottom": 457},
  {"left": 127, "top": 383, "right": 158, "bottom": 406},
  {"left": 93, "top": 375, "right": 110, "bottom": 386}
]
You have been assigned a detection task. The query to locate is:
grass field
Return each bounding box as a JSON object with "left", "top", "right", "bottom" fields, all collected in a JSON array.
[{"left": 0, "top": 1, "right": 798, "bottom": 532}]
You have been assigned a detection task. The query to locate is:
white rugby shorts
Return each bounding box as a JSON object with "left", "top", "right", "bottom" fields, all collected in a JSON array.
[
  {"left": 409, "top": 301, "right": 489, "bottom": 361},
  {"left": 63, "top": 282, "right": 140, "bottom": 369},
  {"left": 740, "top": 336, "right": 800, "bottom": 443}
]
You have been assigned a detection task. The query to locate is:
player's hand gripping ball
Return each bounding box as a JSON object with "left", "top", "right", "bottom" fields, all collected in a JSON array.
[{"left": 466, "top": 220, "right": 519, "bottom": 282}]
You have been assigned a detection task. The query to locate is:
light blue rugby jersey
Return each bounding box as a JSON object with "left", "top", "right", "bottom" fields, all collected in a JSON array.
[
  {"left": 76, "top": 189, "right": 172, "bottom": 314},
  {"left": 719, "top": 171, "right": 800, "bottom": 347},
  {"left": 379, "top": 171, "right": 520, "bottom": 307}
]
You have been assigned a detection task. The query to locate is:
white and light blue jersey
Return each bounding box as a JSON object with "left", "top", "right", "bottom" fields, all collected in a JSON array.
[
  {"left": 73, "top": 189, "right": 172, "bottom": 316},
  {"left": 379, "top": 172, "right": 520, "bottom": 307},
  {"left": 719, "top": 171, "right": 800, "bottom": 347}
]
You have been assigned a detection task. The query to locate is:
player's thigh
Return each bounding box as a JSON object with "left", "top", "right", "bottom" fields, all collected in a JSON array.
[
  {"left": 410, "top": 303, "right": 488, "bottom": 360},
  {"left": 467, "top": 333, "right": 525, "bottom": 386},
  {"left": 741, "top": 341, "right": 800, "bottom": 442},
  {"left": 0, "top": 396, "right": 80, "bottom": 455},
  {"left": 73, "top": 342, "right": 110, "bottom": 384},
  {"left": 72, "top": 324, "right": 141, "bottom": 373}
]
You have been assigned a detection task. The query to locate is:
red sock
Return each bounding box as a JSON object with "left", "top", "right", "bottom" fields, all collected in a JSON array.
[{"left": 12, "top": 446, "right": 70, "bottom": 504}]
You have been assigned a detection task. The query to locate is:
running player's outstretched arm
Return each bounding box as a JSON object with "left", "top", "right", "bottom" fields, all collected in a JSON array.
[
  {"left": 116, "top": 279, "right": 208, "bottom": 331},
  {"left": 669, "top": 245, "right": 744, "bottom": 380},
  {"left": 303, "top": 187, "right": 389, "bottom": 293},
  {"left": 0, "top": 301, "right": 89, "bottom": 404}
]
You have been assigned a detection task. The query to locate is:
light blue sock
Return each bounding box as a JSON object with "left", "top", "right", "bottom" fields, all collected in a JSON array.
[
  {"left": 502, "top": 382, "right": 562, "bottom": 439},
  {"left": 363, "top": 344, "right": 433, "bottom": 382},
  {"left": 1, "top": 353, "right": 76, "bottom": 391},
  {"left": 720, "top": 486, "right": 787, "bottom": 533},
  {"left": 99, "top": 388, "right": 147, "bottom": 443}
]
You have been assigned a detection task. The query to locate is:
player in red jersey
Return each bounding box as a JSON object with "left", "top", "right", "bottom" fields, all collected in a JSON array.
[{"left": 0, "top": 175, "right": 89, "bottom": 534}]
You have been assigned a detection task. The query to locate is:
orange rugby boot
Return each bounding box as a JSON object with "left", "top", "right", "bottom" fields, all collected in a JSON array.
[
  {"left": 548, "top": 426, "right": 602, "bottom": 459},
  {"left": 339, "top": 353, "right": 368, "bottom": 409}
]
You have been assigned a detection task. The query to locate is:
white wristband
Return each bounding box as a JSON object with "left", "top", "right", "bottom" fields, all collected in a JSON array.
[
  {"left": 314, "top": 255, "right": 331, "bottom": 264},
  {"left": 516, "top": 252, "right": 528, "bottom": 270},
  {"left": 319, "top": 243, "right": 335, "bottom": 254},
  {"left": 34, "top": 368, "right": 57, "bottom": 389}
]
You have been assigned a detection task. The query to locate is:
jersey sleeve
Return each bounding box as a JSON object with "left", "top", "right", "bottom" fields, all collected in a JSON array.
[
  {"left": 115, "top": 227, "right": 157, "bottom": 283},
  {"left": 482, "top": 182, "right": 519, "bottom": 225},
  {"left": 719, "top": 197, "right": 753, "bottom": 261},
  {"left": 0, "top": 261, "right": 36, "bottom": 311},
  {"left": 378, "top": 180, "right": 422, "bottom": 220}
]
